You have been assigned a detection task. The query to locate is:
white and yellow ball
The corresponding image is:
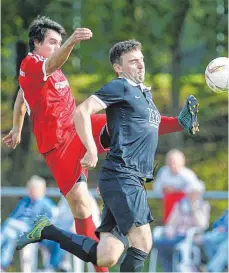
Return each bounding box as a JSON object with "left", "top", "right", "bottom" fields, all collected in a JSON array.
[{"left": 205, "top": 57, "right": 229, "bottom": 93}]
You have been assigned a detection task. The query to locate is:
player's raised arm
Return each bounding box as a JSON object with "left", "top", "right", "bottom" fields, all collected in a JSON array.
[
  {"left": 2, "top": 88, "right": 26, "bottom": 149},
  {"left": 73, "top": 96, "right": 104, "bottom": 169},
  {"left": 45, "top": 28, "right": 93, "bottom": 76}
]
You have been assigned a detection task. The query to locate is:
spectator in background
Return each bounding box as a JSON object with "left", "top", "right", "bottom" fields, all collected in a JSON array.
[
  {"left": 153, "top": 149, "right": 201, "bottom": 223},
  {"left": 0, "top": 175, "right": 57, "bottom": 271},
  {"left": 196, "top": 209, "right": 228, "bottom": 272},
  {"left": 153, "top": 181, "right": 210, "bottom": 272}
]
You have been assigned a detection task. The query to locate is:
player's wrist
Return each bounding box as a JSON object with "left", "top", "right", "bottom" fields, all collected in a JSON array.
[
  {"left": 65, "top": 37, "right": 76, "bottom": 47},
  {"left": 12, "top": 126, "right": 22, "bottom": 134},
  {"left": 86, "top": 143, "right": 97, "bottom": 155}
]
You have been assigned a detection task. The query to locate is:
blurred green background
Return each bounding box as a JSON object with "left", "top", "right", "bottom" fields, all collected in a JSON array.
[{"left": 1, "top": 0, "right": 228, "bottom": 271}]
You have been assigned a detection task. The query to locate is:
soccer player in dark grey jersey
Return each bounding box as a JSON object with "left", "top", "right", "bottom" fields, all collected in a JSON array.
[
  {"left": 16, "top": 40, "right": 199, "bottom": 272},
  {"left": 74, "top": 41, "right": 163, "bottom": 271}
]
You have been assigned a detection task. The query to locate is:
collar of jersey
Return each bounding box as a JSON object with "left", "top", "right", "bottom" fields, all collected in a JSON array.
[
  {"left": 118, "top": 77, "right": 151, "bottom": 91},
  {"left": 28, "top": 52, "right": 46, "bottom": 60}
]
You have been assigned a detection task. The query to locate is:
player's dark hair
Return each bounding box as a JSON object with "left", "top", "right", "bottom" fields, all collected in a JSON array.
[
  {"left": 109, "top": 40, "right": 142, "bottom": 65},
  {"left": 28, "top": 15, "right": 66, "bottom": 52}
]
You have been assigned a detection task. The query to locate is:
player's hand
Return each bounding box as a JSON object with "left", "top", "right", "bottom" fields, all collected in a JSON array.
[
  {"left": 69, "top": 28, "right": 93, "bottom": 44},
  {"left": 2, "top": 129, "right": 21, "bottom": 149},
  {"left": 80, "top": 149, "right": 98, "bottom": 169}
]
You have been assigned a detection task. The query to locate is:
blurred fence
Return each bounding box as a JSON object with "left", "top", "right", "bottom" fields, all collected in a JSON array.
[
  {"left": 1, "top": 187, "right": 228, "bottom": 199},
  {"left": 1, "top": 187, "right": 228, "bottom": 272}
]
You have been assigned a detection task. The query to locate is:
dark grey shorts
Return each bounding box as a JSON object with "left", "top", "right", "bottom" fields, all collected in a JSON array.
[{"left": 95, "top": 169, "right": 153, "bottom": 241}]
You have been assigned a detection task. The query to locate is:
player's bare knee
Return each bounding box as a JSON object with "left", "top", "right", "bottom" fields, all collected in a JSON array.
[
  {"left": 97, "top": 254, "right": 120, "bottom": 268},
  {"left": 66, "top": 182, "right": 92, "bottom": 218},
  {"left": 131, "top": 239, "right": 152, "bottom": 254},
  {"left": 128, "top": 224, "right": 153, "bottom": 253},
  {"left": 97, "top": 232, "right": 124, "bottom": 267}
]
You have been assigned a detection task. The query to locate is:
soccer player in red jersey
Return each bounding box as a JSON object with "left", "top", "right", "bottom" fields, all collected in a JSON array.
[
  {"left": 3, "top": 16, "right": 198, "bottom": 271},
  {"left": 3, "top": 15, "right": 109, "bottom": 273}
]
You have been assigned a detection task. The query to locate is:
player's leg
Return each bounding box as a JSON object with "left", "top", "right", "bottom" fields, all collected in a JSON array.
[
  {"left": 16, "top": 215, "right": 98, "bottom": 264},
  {"left": 98, "top": 170, "right": 153, "bottom": 272},
  {"left": 16, "top": 213, "right": 125, "bottom": 268},
  {"left": 95, "top": 203, "right": 127, "bottom": 267},
  {"left": 97, "top": 232, "right": 124, "bottom": 267},
  {"left": 65, "top": 177, "right": 110, "bottom": 272},
  {"left": 122, "top": 224, "right": 152, "bottom": 272},
  {"left": 43, "top": 137, "right": 108, "bottom": 272},
  {"left": 159, "top": 95, "right": 199, "bottom": 136}
]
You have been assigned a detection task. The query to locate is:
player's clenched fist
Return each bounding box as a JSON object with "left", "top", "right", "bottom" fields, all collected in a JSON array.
[
  {"left": 80, "top": 150, "right": 98, "bottom": 170},
  {"left": 2, "top": 129, "right": 21, "bottom": 149},
  {"left": 69, "top": 28, "right": 93, "bottom": 44}
]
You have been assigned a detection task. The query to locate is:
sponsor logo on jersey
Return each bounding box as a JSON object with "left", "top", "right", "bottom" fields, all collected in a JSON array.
[
  {"left": 55, "top": 80, "right": 69, "bottom": 90},
  {"left": 147, "top": 108, "right": 161, "bottom": 128},
  {"left": 20, "top": 69, "right": 25, "bottom": 77}
]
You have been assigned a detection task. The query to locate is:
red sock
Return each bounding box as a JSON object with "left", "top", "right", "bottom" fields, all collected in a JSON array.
[
  {"left": 159, "top": 116, "right": 183, "bottom": 135},
  {"left": 75, "top": 216, "right": 109, "bottom": 272}
]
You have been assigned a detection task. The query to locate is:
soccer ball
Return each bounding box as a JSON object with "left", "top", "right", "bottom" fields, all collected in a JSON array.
[{"left": 205, "top": 57, "right": 229, "bottom": 93}]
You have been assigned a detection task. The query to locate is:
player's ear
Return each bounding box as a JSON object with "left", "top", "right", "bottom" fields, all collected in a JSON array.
[
  {"left": 34, "top": 39, "right": 41, "bottom": 49},
  {"left": 113, "top": 63, "right": 122, "bottom": 74}
]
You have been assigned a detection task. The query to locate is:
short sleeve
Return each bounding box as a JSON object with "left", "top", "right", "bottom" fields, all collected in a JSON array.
[
  {"left": 19, "top": 54, "right": 49, "bottom": 85},
  {"left": 91, "top": 79, "right": 125, "bottom": 109}
]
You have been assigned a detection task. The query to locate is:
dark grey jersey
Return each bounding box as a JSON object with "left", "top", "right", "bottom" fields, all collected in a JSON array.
[{"left": 93, "top": 78, "right": 161, "bottom": 180}]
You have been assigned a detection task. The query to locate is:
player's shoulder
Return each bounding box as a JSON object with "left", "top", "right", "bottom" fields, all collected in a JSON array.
[
  {"left": 101, "top": 78, "right": 126, "bottom": 92},
  {"left": 28, "top": 53, "right": 46, "bottom": 62},
  {"left": 108, "top": 78, "right": 125, "bottom": 86},
  {"left": 22, "top": 53, "right": 46, "bottom": 65}
]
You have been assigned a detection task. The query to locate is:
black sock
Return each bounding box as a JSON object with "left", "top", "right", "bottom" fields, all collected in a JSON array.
[
  {"left": 120, "top": 247, "right": 148, "bottom": 272},
  {"left": 41, "top": 224, "right": 97, "bottom": 264}
]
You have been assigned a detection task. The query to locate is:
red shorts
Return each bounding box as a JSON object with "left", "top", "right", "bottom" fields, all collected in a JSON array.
[{"left": 43, "top": 114, "right": 108, "bottom": 196}]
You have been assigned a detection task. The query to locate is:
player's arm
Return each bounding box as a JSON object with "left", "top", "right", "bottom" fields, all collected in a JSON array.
[
  {"left": 73, "top": 96, "right": 104, "bottom": 169},
  {"left": 45, "top": 28, "right": 93, "bottom": 75},
  {"left": 2, "top": 88, "right": 26, "bottom": 149}
]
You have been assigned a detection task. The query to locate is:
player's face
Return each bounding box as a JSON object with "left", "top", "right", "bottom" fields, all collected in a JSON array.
[
  {"left": 34, "top": 29, "right": 62, "bottom": 58},
  {"left": 116, "top": 49, "right": 145, "bottom": 84}
]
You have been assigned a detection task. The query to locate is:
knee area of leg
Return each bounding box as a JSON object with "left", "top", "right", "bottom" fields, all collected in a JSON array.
[
  {"left": 137, "top": 242, "right": 152, "bottom": 254},
  {"left": 98, "top": 255, "right": 119, "bottom": 268},
  {"left": 144, "top": 239, "right": 153, "bottom": 253}
]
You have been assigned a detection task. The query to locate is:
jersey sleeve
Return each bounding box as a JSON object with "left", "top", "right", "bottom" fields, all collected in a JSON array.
[
  {"left": 19, "top": 54, "right": 49, "bottom": 86},
  {"left": 91, "top": 79, "right": 125, "bottom": 109}
]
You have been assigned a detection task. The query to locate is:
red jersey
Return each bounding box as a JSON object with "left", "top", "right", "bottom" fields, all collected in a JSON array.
[{"left": 19, "top": 53, "right": 76, "bottom": 153}]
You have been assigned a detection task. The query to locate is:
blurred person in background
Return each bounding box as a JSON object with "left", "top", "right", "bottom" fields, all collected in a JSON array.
[
  {"left": 153, "top": 181, "right": 210, "bottom": 272},
  {"left": 153, "top": 149, "right": 202, "bottom": 223},
  {"left": 0, "top": 175, "right": 57, "bottom": 272},
  {"left": 195, "top": 209, "right": 228, "bottom": 272}
]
